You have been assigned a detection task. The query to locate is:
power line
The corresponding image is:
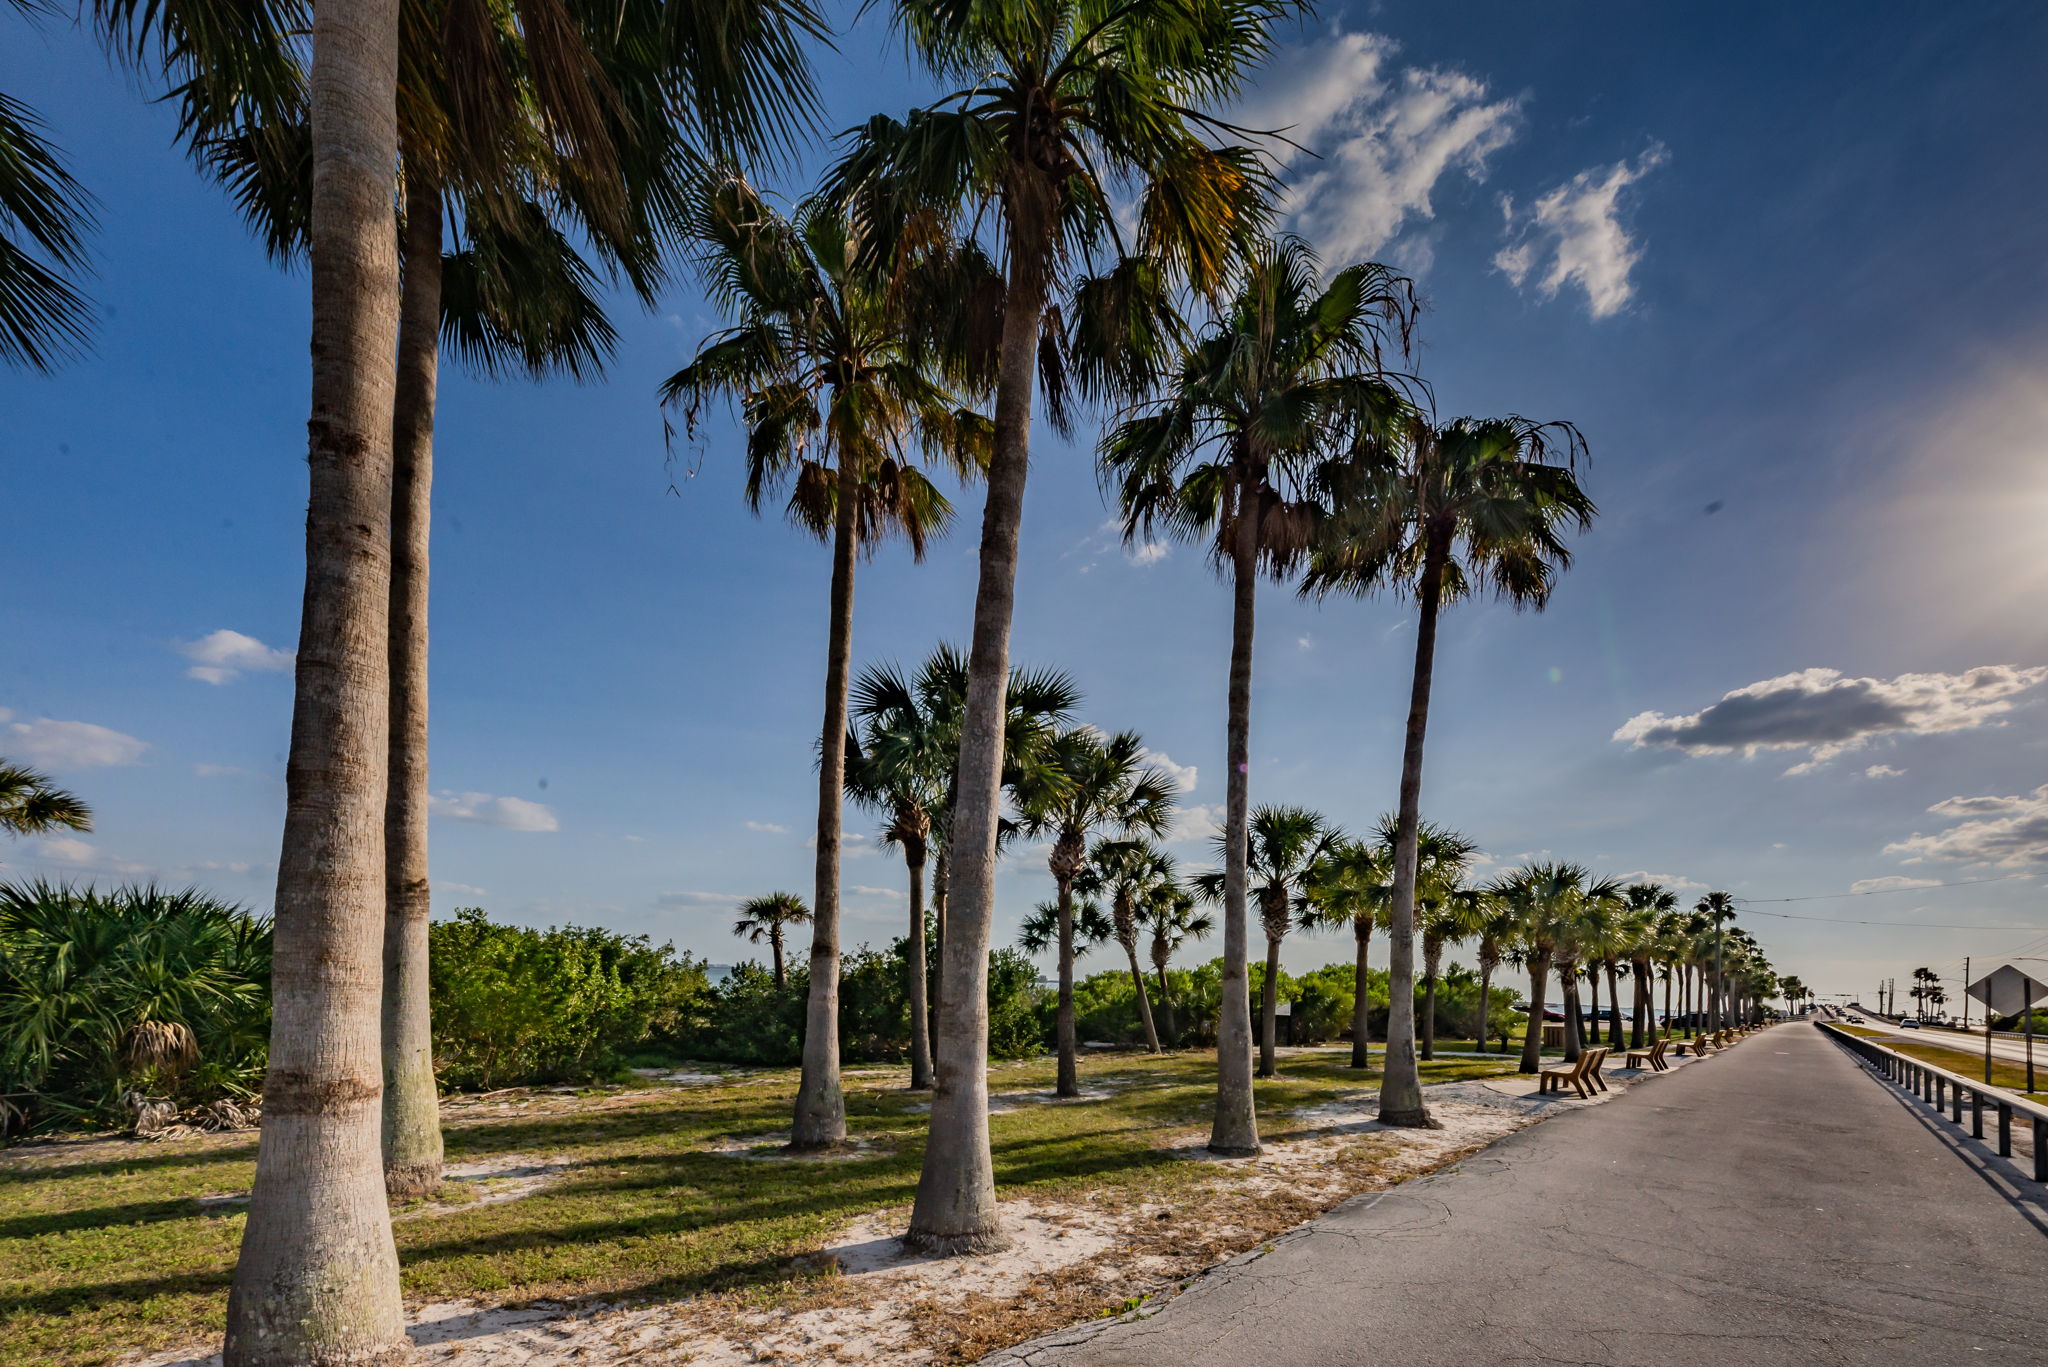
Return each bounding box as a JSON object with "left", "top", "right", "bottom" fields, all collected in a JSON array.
[{"left": 1732, "top": 904, "right": 2048, "bottom": 931}]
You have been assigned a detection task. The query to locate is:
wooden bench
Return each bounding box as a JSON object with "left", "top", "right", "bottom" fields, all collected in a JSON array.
[
  {"left": 1674, "top": 1035, "right": 1712, "bottom": 1057},
  {"left": 1585, "top": 1046, "right": 1611, "bottom": 1092},
  {"left": 1539, "top": 1047, "right": 1604, "bottom": 1099},
  {"left": 1623, "top": 1037, "right": 1669, "bottom": 1072}
]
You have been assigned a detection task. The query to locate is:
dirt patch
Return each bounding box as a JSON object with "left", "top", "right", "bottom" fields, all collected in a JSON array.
[{"left": 706, "top": 1132, "right": 892, "bottom": 1162}]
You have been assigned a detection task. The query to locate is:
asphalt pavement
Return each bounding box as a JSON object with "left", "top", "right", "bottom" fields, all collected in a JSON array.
[{"left": 989, "top": 1022, "right": 2048, "bottom": 1367}]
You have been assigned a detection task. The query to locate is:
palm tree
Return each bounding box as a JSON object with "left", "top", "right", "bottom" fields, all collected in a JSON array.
[
  {"left": 0, "top": 761, "right": 90, "bottom": 836},
  {"left": 1497, "top": 864, "right": 1596, "bottom": 1075},
  {"left": 1106, "top": 238, "right": 1412, "bottom": 1149},
  {"left": 1409, "top": 821, "right": 1479, "bottom": 1060},
  {"left": 664, "top": 185, "right": 988, "bottom": 1151},
  {"left": 1014, "top": 727, "right": 1175, "bottom": 1094},
  {"left": 848, "top": 646, "right": 1080, "bottom": 1087},
  {"left": 1192, "top": 806, "right": 1342, "bottom": 1079},
  {"left": 1469, "top": 887, "right": 1518, "bottom": 1057},
  {"left": 1620, "top": 884, "right": 1675, "bottom": 1048},
  {"left": 1696, "top": 892, "right": 1737, "bottom": 1031},
  {"left": 0, "top": 13, "right": 94, "bottom": 372},
  {"left": 1142, "top": 885, "right": 1213, "bottom": 1047},
  {"left": 828, "top": 0, "right": 1292, "bottom": 1251},
  {"left": 1300, "top": 837, "right": 1391, "bottom": 1068},
  {"left": 733, "top": 893, "right": 812, "bottom": 990},
  {"left": 1552, "top": 880, "right": 1623, "bottom": 1061},
  {"left": 218, "top": 0, "right": 410, "bottom": 1354},
  {"left": 1308, "top": 415, "right": 1594, "bottom": 1127},
  {"left": 1079, "top": 838, "right": 1180, "bottom": 1055}
]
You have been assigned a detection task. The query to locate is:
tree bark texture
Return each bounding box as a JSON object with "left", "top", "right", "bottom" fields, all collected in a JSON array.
[
  {"left": 1054, "top": 873, "right": 1078, "bottom": 1097},
  {"left": 1208, "top": 509, "right": 1260, "bottom": 1154},
  {"left": 906, "top": 840, "right": 932, "bottom": 1091},
  {"left": 1349, "top": 919, "right": 1373, "bottom": 1069},
  {"left": 1518, "top": 955, "right": 1551, "bottom": 1075}
]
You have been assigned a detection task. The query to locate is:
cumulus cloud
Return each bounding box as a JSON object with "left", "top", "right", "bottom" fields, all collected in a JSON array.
[
  {"left": 1612, "top": 869, "right": 1708, "bottom": 892},
  {"left": 745, "top": 820, "right": 790, "bottom": 835},
  {"left": 429, "top": 791, "right": 559, "bottom": 832},
  {"left": 1170, "top": 803, "right": 1226, "bottom": 844},
  {"left": 1495, "top": 145, "right": 1665, "bottom": 319},
  {"left": 1, "top": 708, "right": 149, "bottom": 768},
  {"left": 1849, "top": 875, "right": 1942, "bottom": 894},
  {"left": 1237, "top": 30, "right": 1520, "bottom": 267},
  {"left": 36, "top": 836, "right": 96, "bottom": 865},
  {"left": 1613, "top": 665, "right": 2047, "bottom": 773},
  {"left": 1129, "top": 539, "right": 1170, "bottom": 567},
  {"left": 847, "top": 884, "right": 904, "bottom": 900},
  {"left": 1884, "top": 784, "right": 2048, "bottom": 868},
  {"left": 178, "top": 629, "right": 295, "bottom": 684},
  {"left": 1863, "top": 765, "right": 1906, "bottom": 780},
  {"left": 1140, "top": 749, "right": 1198, "bottom": 794}
]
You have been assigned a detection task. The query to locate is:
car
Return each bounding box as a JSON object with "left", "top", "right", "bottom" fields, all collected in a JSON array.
[
  {"left": 1899, "top": 1018, "right": 1920, "bottom": 1029},
  {"left": 1848, "top": 1016, "right": 1865, "bottom": 1023}
]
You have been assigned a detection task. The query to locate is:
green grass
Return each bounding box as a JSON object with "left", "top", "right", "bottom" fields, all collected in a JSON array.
[
  {"left": 0, "top": 1049, "right": 1515, "bottom": 1367},
  {"left": 1824, "top": 1024, "right": 2048, "bottom": 1103}
]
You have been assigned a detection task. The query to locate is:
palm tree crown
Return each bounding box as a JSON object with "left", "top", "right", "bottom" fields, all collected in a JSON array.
[{"left": 0, "top": 761, "right": 91, "bottom": 837}]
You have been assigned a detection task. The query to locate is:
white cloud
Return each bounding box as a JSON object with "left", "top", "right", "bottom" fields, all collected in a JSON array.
[
  {"left": 178, "top": 629, "right": 295, "bottom": 684},
  {"left": 847, "top": 884, "right": 904, "bottom": 900},
  {"left": 36, "top": 836, "right": 96, "bottom": 865},
  {"left": 806, "top": 831, "right": 873, "bottom": 856},
  {"left": 2, "top": 708, "right": 149, "bottom": 768},
  {"left": 1863, "top": 765, "right": 1906, "bottom": 780},
  {"left": 1613, "top": 869, "right": 1708, "bottom": 892},
  {"left": 1495, "top": 145, "right": 1666, "bottom": 319},
  {"left": 1884, "top": 784, "right": 2048, "bottom": 868},
  {"left": 745, "top": 820, "right": 791, "bottom": 835},
  {"left": 429, "top": 791, "right": 559, "bottom": 832},
  {"left": 1297, "top": 634, "right": 1315, "bottom": 651},
  {"left": 1129, "top": 540, "right": 1170, "bottom": 567},
  {"left": 1140, "top": 749, "right": 1197, "bottom": 794},
  {"left": 1849, "top": 875, "right": 1941, "bottom": 894},
  {"left": 1238, "top": 30, "right": 1520, "bottom": 267},
  {"left": 1613, "top": 666, "right": 2047, "bottom": 773},
  {"left": 440, "top": 881, "right": 488, "bottom": 898},
  {"left": 657, "top": 889, "right": 741, "bottom": 907},
  {"left": 1170, "top": 803, "right": 1226, "bottom": 844}
]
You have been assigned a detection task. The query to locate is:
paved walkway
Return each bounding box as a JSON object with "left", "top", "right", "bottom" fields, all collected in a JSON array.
[{"left": 990, "top": 1024, "right": 2048, "bottom": 1367}]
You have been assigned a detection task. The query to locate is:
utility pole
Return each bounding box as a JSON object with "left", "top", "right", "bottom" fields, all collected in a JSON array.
[{"left": 1963, "top": 957, "right": 1970, "bottom": 1031}]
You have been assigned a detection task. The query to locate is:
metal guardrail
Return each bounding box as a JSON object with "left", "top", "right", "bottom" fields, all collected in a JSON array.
[{"left": 1820, "top": 1022, "right": 2048, "bottom": 1182}]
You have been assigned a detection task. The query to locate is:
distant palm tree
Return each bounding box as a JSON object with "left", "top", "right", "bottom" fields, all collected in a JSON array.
[
  {"left": 0, "top": 762, "right": 90, "bottom": 836},
  {"left": 1194, "top": 806, "right": 1342, "bottom": 1078},
  {"left": 1107, "top": 238, "right": 1412, "bottom": 1149},
  {"left": 1143, "top": 884, "right": 1215, "bottom": 1047},
  {"left": 1301, "top": 837, "right": 1391, "bottom": 1068},
  {"left": 1408, "top": 820, "right": 1479, "bottom": 1061},
  {"left": 828, "top": 0, "right": 1290, "bottom": 1251},
  {"left": 1552, "top": 877, "right": 1624, "bottom": 1061},
  {"left": 848, "top": 646, "right": 1080, "bottom": 1088},
  {"left": 1079, "top": 838, "right": 1181, "bottom": 1054},
  {"left": 1469, "top": 888, "right": 1519, "bottom": 1056},
  {"left": 1014, "top": 727, "right": 1175, "bottom": 1094},
  {"left": 1695, "top": 892, "right": 1738, "bottom": 1031},
  {"left": 1620, "top": 884, "right": 1676, "bottom": 1047},
  {"left": 1019, "top": 897, "right": 1114, "bottom": 961},
  {"left": 1496, "top": 864, "right": 1602, "bottom": 1075},
  {"left": 1309, "top": 415, "right": 1594, "bottom": 1125},
  {"left": 734, "top": 893, "right": 812, "bottom": 991},
  {"left": 664, "top": 184, "right": 989, "bottom": 1151}
]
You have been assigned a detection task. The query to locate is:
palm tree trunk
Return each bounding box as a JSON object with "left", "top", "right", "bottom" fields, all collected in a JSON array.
[
  {"left": 906, "top": 840, "right": 932, "bottom": 1091},
  {"left": 380, "top": 170, "right": 443, "bottom": 1201},
  {"left": 1127, "top": 941, "right": 1161, "bottom": 1053},
  {"left": 1257, "top": 935, "right": 1280, "bottom": 1077},
  {"left": 1475, "top": 955, "right": 1494, "bottom": 1056},
  {"left": 1518, "top": 954, "right": 1550, "bottom": 1074},
  {"left": 1630, "top": 962, "right": 1648, "bottom": 1049},
  {"left": 1420, "top": 942, "right": 1440, "bottom": 1061},
  {"left": 1349, "top": 918, "right": 1373, "bottom": 1069},
  {"left": 1155, "top": 959, "right": 1177, "bottom": 1046},
  {"left": 1606, "top": 963, "right": 1625, "bottom": 1049},
  {"left": 905, "top": 251, "right": 1047, "bottom": 1254},
  {"left": 792, "top": 459, "right": 859, "bottom": 1150},
  {"left": 223, "top": 0, "right": 407, "bottom": 1356},
  {"left": 771, "top": 931, "right": 786, "bottom": 991},
  {"left": 1586, "top": 963, "right": 1600, "bottom": 1048},
  {"left": 1662, "top": 966, "right": 1673, "bottom": 1040},
  {"left": 1209, "top": 508, "right": 1260, "bottom": 1154},
  {"left": 1054, "top": 875, "right": 1079, "bottom": 1097},
  {"left": 929, "top": 846, "right": 946, "bottom": 1063},
  {"left": 1560, "top": 968, "right": 1582, "bottom": 1061},
  {"left": 1380, "top": 538, "right": 1447, "bottom": 1128}
]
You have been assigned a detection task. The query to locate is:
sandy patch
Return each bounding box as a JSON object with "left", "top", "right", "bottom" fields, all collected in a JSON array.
[{"left": 706, "top": 1131, "right": 891, "bottom": 1161}]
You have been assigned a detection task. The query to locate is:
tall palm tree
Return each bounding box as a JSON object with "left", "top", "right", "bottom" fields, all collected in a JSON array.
[
  {"left": 1552, "top": 880, "right": 1623, "bottom": 1061},
  {"left": 1620, "top": 884, "right": 1675, "bottom": 1048},
  {"left": 828, "top": 0, "right": 1291, "bottom": 1251},
  {"left": 1695, "top": 891, "right": 1737, "bottom": 1031},
  {"left": 217, "top": 0, "right": 410, "bottom": 1355},
  {"left": 733, "top": 892, "right": 812, "bottom": 990},
  {"left": 848, "top": 646, "right": 1079, "bottom": 1087},
  {"left": 1496, "top": 864, "right": 1593, "bottom": 1076},
  {"left": 1019, "top": 897, "right": 1114, "bottom": 962},
  {"left": 1192, "top": 805, "right": 1342, "bottom": 1079},
  {"left": 1143, "top": 884, "right": 1213, "bottom": 1047},
  {"left": 1300, "top": 836, "right": 1391, "bottom": 1068},
  {"left": 1078, "top": 838, "right": 1180, "bottom": 1055},
  {"left": 663, "top": 184, "right": 988, "bottom": 1151},
  {"left": 1469, "top": 886, "right": 1518, "bottom": 1056},
  {"left": 1107, "top": 238, "right": 1411, "bottom": 1149},
  {"left": 1014, "top": 727, "right": 1175, "bottom": 1095},
  {"left": 0, "top": 761, "right": 90, "bottom": 836},
  {"left": 1308, "top": 415, "right": 1594, "bottom": 1127}
]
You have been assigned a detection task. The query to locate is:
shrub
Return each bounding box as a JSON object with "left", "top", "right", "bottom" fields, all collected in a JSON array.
[{"left": 0, "top": 881, "right": 269, "bottom": 1135}]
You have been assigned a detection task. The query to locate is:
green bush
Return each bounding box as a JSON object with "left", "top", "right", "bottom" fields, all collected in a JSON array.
[
  {"left": 0, "top": 881, "right": 270, "bottom": 1134},
  {"left": 429, "top": 907, "right": 712, "bottom": 1089}
]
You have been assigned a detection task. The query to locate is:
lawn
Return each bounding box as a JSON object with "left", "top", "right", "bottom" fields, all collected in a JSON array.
[
  {"left": 0, "top": 1049, "right": 1521, "bottom": 1367},
  {"left": 1826, "top": 1025, "right": 2047, "bottom": 1103}
]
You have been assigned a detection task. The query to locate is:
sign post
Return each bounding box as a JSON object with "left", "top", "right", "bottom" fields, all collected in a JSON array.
[{"left": 1966, "top": 964, "right": 2048, "bottom": 1092}]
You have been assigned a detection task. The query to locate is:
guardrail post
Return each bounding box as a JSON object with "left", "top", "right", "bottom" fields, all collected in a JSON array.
[
  {"left": 1950, "top": 1081, "right": 1962, "bottom": 1123},
  {"left": 1998, "top": 1104, "right": 2012, "bottom": 1158},
  {"left": 2036, "top": 1118, "right": 2047, "bottom": 1184},
  {"left": 1972, "top": 1090, "right": 1984, "bottom": 1139}
]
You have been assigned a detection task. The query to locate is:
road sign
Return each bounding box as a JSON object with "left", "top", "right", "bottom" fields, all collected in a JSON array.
[{"left": 1965, "top": 964, "right": 2048, "bottom": 1017}]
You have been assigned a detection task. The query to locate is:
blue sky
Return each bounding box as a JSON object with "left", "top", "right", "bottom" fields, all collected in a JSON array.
[{"left": 7, "top": 1, "right": 2048, "bottom": 1008}]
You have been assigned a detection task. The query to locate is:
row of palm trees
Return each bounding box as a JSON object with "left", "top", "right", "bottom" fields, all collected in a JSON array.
[{"left": 3, "top": 1, "right": 1775, "bottom": 1358}]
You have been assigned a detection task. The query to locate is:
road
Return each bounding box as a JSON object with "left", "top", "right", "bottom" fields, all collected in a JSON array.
[
  {"left": 990, "top": 1022, "right": 2048, "bottom": 1367},
  {"left": 1844, "top": 1021, "right": 2044, "bottom": 1073}
]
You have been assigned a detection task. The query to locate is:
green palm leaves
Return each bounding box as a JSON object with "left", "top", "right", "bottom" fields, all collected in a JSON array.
[
  {"left": 732, "top": 892, "right": 811, "bottom": 990},
  {"left": 0, "top": 85, "right": 95, "bottom": 370},
  {"left": 0, "top": 761, "right": 91, "bottom": 836}
]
